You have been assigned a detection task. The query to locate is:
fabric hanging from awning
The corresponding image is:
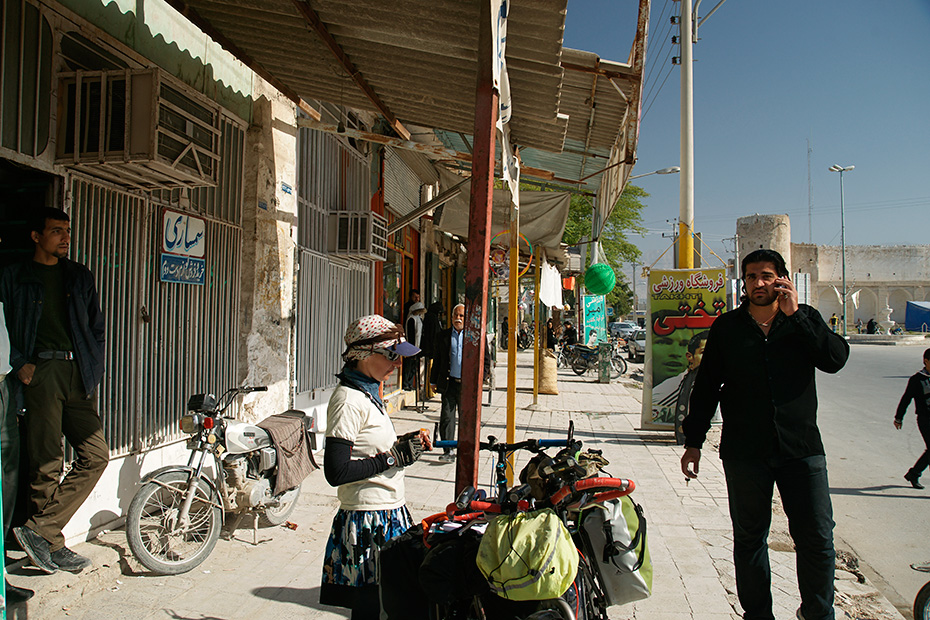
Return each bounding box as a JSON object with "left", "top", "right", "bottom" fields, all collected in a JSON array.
[{"left": 434, "top": 188, "right": 570, "bottom": 254}]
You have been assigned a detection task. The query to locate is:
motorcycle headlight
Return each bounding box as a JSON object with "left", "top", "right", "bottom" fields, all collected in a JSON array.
[{"left": 179, "top": 414, "right": 203, "bottom": 434}]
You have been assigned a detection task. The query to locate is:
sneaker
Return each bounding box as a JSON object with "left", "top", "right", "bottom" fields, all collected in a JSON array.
[
  {"left": 13, "top": 526, "right": 57, "bottom": 574},
  {"left": 49, "top": 546, "right": 92, "bottom": 573},
  {"left": 439, "top": 453, "right": 456, "bottom": 463},
  {"left": 5, "top": 580, "right": 34, "bottom": 604},
  {"left": 905, "top": 472, "right": 925, "bottom": 489}
]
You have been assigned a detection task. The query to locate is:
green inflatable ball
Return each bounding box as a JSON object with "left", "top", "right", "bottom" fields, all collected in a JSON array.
[{"left": 585, "top": 262, "right": 616, "bottom": 295}]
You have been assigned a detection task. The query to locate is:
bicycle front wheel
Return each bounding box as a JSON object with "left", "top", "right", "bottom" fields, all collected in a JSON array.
[{"left": 610, "top": 356, "right": 627, "bottom": 378}]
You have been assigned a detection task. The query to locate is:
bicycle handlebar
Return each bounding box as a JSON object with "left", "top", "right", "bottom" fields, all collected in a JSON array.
[{"left": 432, "top": 437, "right": 569, "bottom": 451}]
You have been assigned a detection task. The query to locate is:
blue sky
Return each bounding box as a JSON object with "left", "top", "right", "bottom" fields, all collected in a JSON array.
[{"left": 563, "top": 0, "right": 930, "bottom": 280}]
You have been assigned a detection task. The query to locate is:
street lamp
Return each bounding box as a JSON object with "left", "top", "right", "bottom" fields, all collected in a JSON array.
[
  {"left": 629, "top": 166, "right": 680, "bottom": 180},
  {"left": 829, "top": 164, "right": 854, "bottom": 337}
]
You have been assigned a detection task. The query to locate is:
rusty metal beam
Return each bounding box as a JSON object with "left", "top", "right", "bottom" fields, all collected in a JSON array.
[
  {"left": 456, "top": 0, "right": 497, "bottom": 495},
  {"left": 162, "top": 0, "right": 321, "bottom": 121},
  {"left": 560, "top": 60, "right": 637, "bottom": 80},
  {"left": 290, "top": 0, "right": 410, "bottom": 140}
]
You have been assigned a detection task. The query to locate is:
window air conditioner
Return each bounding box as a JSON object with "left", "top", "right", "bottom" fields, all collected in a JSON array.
[
  {"left": 56, "top": 68, "right": 221, "bottom": 189},
  {"left": 328, "top": 211, "right": 387, "bottom": 262}
]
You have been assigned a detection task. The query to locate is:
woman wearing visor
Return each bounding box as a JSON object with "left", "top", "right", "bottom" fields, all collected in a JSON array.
[{"left": 320, "top": 314, "right": 429, "bottom": 619}]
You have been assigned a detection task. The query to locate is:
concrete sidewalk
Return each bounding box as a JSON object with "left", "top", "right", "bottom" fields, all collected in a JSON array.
[{"left": 7, "top": 349, "right": 905, "bottom": 619}]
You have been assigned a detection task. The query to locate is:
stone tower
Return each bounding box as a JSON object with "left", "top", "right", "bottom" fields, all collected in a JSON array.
[{"left": 736, "top": 214, "right": 792, "bottom": 273}]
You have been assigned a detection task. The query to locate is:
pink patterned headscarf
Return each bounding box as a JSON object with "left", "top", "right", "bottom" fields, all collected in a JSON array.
[{"left": 342, "top": 314, "right": 419, "bottom": 362}]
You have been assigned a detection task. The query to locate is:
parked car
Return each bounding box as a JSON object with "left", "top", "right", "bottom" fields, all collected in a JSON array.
[
  {"left": 608, "top": 321, "right": 638, "bottom": 339},
  {"left": 627, "top": 328, "right": 647, "bottom": 362}
]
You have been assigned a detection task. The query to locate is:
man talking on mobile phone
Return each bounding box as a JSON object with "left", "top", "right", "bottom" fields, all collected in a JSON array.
[{"left": 680, "top": 249, "right": 849, "bottom": 620}]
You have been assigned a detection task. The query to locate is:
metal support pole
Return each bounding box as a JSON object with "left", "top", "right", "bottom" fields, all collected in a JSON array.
[
  {"left": 839, "top": 171, "right": 847, "bottom": 337},
  {"left": 678, "top": 0, "right": 695, "bottom": 269},
  {"left": 506, "top": 210, "right": 518, "bottom": 486},
  {"left": 532, "top": 253, "right": 541, "bottom": 405},
  {"left": 456, "top": 0, "right": 497, "bottom": 494}
]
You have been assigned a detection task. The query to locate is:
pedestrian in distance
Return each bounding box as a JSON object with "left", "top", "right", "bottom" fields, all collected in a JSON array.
[
  {"left": 320, "top": 315, "right": 426, "bottom": 619},
  {"left": 681, "top": 248, "right": 849, "bottom": 620},
  {"left": 431, "top": 304, "right": 466, "bottom": 463},
  {"left": 402, "top": 301, "right": 425, "bottom": 391},
  {"left": 562, "top": 321, "right": 577, "bottom": 346},
  {"left": 401, "top": 288, "right": 420, "bottom": 326},
  {"left": 546, "top": 318, "right": 556, "bottom": 350},
  {"left": 0, "top": 207, "right": 110, "bottom": 576},
  {"left": 829, "top": 313, "right": 838, "bottom": 333},
  {"left": 894, "top": 347, "right": 930, "bottom": 490},
  {"left": 0, "top": 232, "right": 34, "bottom": 603},
  {"left": 430, "top": 304, "right": 490, "bottom": 463},
  {"left": 855, "top": 318, "right": 863, "bottom": 334}
]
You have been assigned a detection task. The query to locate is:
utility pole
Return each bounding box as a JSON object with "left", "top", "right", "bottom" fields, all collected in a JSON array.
[
  {"left": 677, "top": 0, "right": 694, "bottom": 269},
  {"left": 807, "top": 139, "right": 813, "bottom": 243},
  {"left": 673, "top": 0, "right": 727, "bottom": 269}
]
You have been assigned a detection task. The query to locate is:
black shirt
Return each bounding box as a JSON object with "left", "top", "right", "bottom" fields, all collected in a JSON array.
[
  {"left": 895, "top": 369, "right": 930, "bottom": 421},
  {"left": 683, "top": 302, "right": 849, "bottom": 460},
  {"left": 34, "top": 262, "right": 74, "bottom": 352}
]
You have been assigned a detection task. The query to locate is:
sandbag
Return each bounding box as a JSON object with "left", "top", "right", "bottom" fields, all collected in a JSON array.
[
  {"left": 476, "top": 509, "right": 578, "bottom": 601},
  {"left": 539, "top": 348, "right": 559, "bottom": 395},
  {"left": 579, "top": 497, "right": 652, "bottom": 606}
]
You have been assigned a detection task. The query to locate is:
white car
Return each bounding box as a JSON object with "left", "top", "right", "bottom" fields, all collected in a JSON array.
[
  {"left": 609, "top": 321, "right": 638, "bottom": 339},
  {"left": 627, "top": 329, "right": 647, "bottom": 362}
]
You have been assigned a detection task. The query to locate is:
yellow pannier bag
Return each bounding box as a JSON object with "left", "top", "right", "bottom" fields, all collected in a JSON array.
[{"left": 475, "top": 509, "right": 579, "bottom": 601}]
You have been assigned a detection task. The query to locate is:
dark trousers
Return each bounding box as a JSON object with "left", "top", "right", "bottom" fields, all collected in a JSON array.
[
  {"left": 1, "top": 377, "right": 19, "bottom": 537},
  {"left": 723, "top": 455, "right": 835, "bottom": 620},
  {"left": 439, "top": 379, "right": 461, "bottom": 454},
  {"left": 908, "top": 415, "right": 930, "bottom": 477},
  {"left": 22, "top": 360, "right": 108, "bottom": 551}
]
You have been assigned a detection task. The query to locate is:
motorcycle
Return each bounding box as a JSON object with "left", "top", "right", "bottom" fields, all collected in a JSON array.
[
  {"left": 126, "top": 386, "right": 316, "bottom": 574},
  {"left": 914, "top": 561, "right": 930, "bottom": 620},
  {"left": 565, "top": 343, "right": 626, "bottom": 379}
]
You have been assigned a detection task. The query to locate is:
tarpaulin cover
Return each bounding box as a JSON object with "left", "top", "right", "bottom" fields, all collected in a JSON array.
[
  {"left": 434, "top": 185, "right": 571, "bottom": 254},
  {"left": 904, "top": 301, "right": 930, "bottom": 332}
]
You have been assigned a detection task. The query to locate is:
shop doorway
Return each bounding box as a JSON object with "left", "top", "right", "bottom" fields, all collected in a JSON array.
[{"left": 0, "top": 159, "right": 60, "bottom": 269}]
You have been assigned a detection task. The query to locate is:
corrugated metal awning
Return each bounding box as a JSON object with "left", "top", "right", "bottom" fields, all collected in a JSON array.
[
  {"left": 167, "top": 0, "right": 650, "bottom": 229},
  {"left": 168, "top": 0, "right": 569, "bottom": 152}
]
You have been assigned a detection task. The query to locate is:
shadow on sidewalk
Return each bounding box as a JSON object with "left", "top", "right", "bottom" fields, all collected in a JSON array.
[
  {"left": 829, "top": 484, "right": 930, "bottom": 499},
  {"left": 252, "top": 585, "right": 349, "bottom": 616}
]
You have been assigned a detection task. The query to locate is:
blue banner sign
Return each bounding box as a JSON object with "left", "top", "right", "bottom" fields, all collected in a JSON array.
[{"left": 160, "top": 254, "right": 206, "bottom": 285}]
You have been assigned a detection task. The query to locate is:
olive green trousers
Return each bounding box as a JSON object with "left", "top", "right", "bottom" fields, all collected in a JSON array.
[{"left": 22, "top": 360, "right": 108, "bottom": 551}]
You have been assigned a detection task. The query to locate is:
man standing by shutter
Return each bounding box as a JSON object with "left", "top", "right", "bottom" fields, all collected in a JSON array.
[{"left": 0, "top": 207, "right": 109, "bottom": 575}]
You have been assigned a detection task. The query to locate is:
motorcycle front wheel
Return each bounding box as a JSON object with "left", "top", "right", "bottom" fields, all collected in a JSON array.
[
  {"left": 260, "top": 482, "right": 302, "bottom": 526},
  {"left": 126, "top": 470, "right": 223, "bottom": 575},
  {"left": 571, "top": 357, "right": 589, "bottom": 376},
  {"left": 915, "top": 580, "right": 930, "bottom": 620}
]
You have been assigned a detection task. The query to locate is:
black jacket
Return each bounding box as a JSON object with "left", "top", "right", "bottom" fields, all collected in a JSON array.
[
  {"left": 683, "top": 302, "right": 849, "bottom": 460},
  {"left": 895, "top": 369, "right": 930, "bottom": 422},
  {"left": 430, "top": 327, "right": 491, "bottom": 393},
  {"left": 0, "top": 259, "right": 106, "bottom": 409}
]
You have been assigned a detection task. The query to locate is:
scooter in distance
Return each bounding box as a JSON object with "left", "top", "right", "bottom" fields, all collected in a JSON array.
[{"left": 126, "top": 386, "right": 317, "bottom": 574}]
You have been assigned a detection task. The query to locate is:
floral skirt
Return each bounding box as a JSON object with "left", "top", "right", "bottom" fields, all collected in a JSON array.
[{"left": 320, "top": 505, "right": 414, "bottom": 610}]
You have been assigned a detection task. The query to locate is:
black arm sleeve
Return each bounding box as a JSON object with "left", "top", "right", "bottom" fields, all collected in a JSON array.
[{"left": 323, "top": 437, "right": 391, "bottom": 487}]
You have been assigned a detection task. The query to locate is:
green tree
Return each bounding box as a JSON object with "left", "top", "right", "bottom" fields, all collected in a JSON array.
[{"left": 562, "top": 185, "right": 648, "bottom": 317}]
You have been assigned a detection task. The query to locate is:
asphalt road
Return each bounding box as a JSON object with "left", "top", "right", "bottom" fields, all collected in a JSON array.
[{"left": 817, "top": 343, "right": 930, "bottom": 616}]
